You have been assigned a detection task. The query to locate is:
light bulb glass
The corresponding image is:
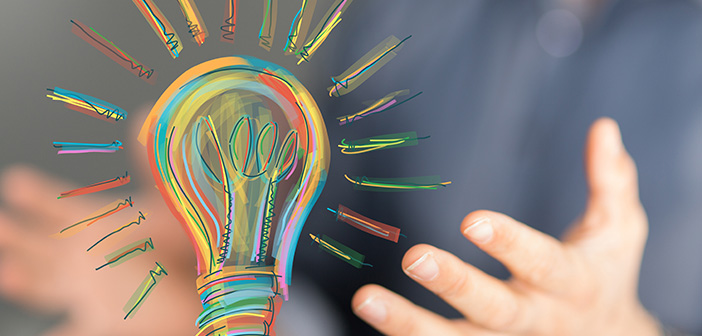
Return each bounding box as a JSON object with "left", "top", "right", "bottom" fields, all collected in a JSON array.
[{"left": 141, "top": 56, "right": 329, "bottom": 336}]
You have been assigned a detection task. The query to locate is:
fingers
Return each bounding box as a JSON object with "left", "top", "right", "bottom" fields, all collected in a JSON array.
[
  {"left": 0, "top": 165, "right": 75, "bottom": 223},
  {"left": 352, "top": 284, "right": 461, "bottom": 336},
  {"left": 0, "top": 210, "right": 67, "bottom": 312},
  {"left": 402, "top": 244, "right": 530, "bottom": 332},
  {"left": 461, "top": 210, "right": 585, "bottom": 294}
]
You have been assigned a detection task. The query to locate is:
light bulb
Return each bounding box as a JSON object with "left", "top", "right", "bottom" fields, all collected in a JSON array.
[{"left": 141, "top": 56, "right": 330, "bottom": 336}]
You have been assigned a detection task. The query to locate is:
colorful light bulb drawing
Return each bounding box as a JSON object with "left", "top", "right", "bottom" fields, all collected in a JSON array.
[{"left": 141, "top": 56, "right": 330, "bottom": 336}]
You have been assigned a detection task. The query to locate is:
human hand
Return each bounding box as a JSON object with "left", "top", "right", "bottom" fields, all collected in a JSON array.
[
  {"left": 0, "top": 166, "right": 202, "bottom": 336},
  {"left": 352, "top": 118, "right": 662, "bottom": 336}
]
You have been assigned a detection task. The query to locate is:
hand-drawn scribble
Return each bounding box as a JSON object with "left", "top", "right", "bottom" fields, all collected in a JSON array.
[
  {"left": 309, "top": 233, "right": 372, "bottom": 268},
  {"left": 220, "top": 0, "right": 237, "bottom": 43},
  {"left": 41, "top": 1, "right": 444, "bottom": 333},
  {"left": 259, "top": 0, "right": 278, "bottom": 51},
  {"left": 328, "top": 35, "right": 411, "bottom": 97},
  {"left": 132, "top": 0, "right": 183, "bottom": 58},
  {"left": 328, "top": 205, "right": 403, "bottom": 242},
  {"left": 284, "top": 0, "right": 317, "bottom": 54},
  {"left": 46, "top": 87, "right": 127, "bottom": 122},
  {"left": 142, "top": 56, "right": 329, "bottom": 336},
  {"left": 337, "top": 90, "right": 422, "bottom": 126},
  {"left": 176, "top": 0, "right": 208, "bottom": 46},
  {"left": 344, "top": 175, "right": 451, "bottom": 192},
  {"left": 58, "top": 172, "right": 130, "bottom": 199},
  {"left": 52, "top": 140, "right": 123, "bottom": 154},
  {"left": 123, "top": 262, "right": 168, "bottom": 319},
  {"left": 96, "top": 237, "right": 155, "bottom": 271},
  {"left": 338, "top": 131, "right": 428, "bottom": 154},
  {"left": 52, "top": 197, "right": 134, "bottom": 239},
  {"left": 70, "top": 19, "right": 156, "bottom": 84},
  {"left": 295, "top": 0, "right": 353, "bottom": 64},
  {"left": 195, "top": 270, "right": 281, "bottom": 336},
  {"left": 87, "top": 211, "right": 147, "bottom": 252}
]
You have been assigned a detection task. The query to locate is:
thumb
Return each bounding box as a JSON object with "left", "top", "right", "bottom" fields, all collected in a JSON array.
[
  {"left": 564, "top": 118, "right": 647, "bottom": 250},
  {"left": 585, "top": 118, "right": 640, "bottom": 207}
]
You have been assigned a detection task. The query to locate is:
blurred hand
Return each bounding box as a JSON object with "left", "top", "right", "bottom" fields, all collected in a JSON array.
[
  {"left": 0, "top": 166, "right": 201, "bottom": 336},
  {"left": 352, "top": 118, "right": 661, "bottom": 336}
]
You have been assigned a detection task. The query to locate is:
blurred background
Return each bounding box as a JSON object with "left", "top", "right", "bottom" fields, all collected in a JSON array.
[{"left": 2, "top": 0, "right": 702, "bottom": 335}]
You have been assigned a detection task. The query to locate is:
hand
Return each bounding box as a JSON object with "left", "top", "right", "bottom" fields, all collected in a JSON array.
[
  {"left": 0, "top": 166, "right": 202, "bottom": 336},
  {"left": 352, "top": 118, "right": 662, "bottom": 336}
]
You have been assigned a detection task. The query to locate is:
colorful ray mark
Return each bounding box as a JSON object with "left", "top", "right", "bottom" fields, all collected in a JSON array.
[
  {"left": 309, "top": 233, "right": 371, "bottom": 268},
  {"left": 58, "top": 172, "right": 130, "bottom": 199},
  {"left": 329, "top": 35, "right": 411, "bottom": 97},
  {"left": 52, "top": 197, "right": 134, "bottom": 239},
  {"left": 284, "top": 0, "right": 317, "bottom": 54},
  {"left": 52, "top": 140, "right": 123, "bottom": 154},
  {"left": 46, "top": 87, "right": 127, "bottom": 123},
  {"left": 220, "top": 0, "right": 237, "bottom": 43},
  {"left": 338, "top": 90, "right": 422, "bottom": 126},
  {"left": 123, "top": 262, "right": 168, "bottom": 319},
  {"left": 70, "top": 19, "right": 156, "bottom": 84},
  {"left": 96, "top": 237, "right": 155, "bottom": 271},
  {"left": 177, "top": 0, "right": 208, "bottom": 46},
  {"left": 344, "top": 175, "right": 451, "bottom": 192},
  {"left": 338, "top": 131, "right": 428, "bottom": 155},
  {"left": 328, "top": 205, "right": 403, "bottom": 243},
  {"left": 132, "top": 0, "right": 182, "bottom": 58},
  {"left": 295, "top": 0, "right": 353, "bottom": 64},
  {"left": 259, "top": 0, "right": 278, "bottom": 51},
  {"left": 87, "top": 211, "right": 148, "bottom": 252}
]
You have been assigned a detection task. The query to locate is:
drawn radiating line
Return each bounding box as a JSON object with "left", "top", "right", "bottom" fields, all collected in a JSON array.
[
  {"left": 295, "top": 0, "right": 353, "bottom": 64},
  {"left": 344, "top": 175, "right": 451, "bottom": 192},
  {"left": 328, "top": 205, "right": 403, "bottom": 243},
  {"left": 220, "top": 0, "right": 237, "bottom": 43},
  {"left": 329, "top": 35, "right": 411, "bottom": 97},
  {"left": 96, "top": 237, "right": 155, "bottom": 271},
  {"left": 176, "top": 0, "right": 208, "bottom": 46},
  {"left": 87, "top": 211, "right": 147, "bottom": 252},
  {"left": 309, "top": 233, "right": 371, "bottom": 268},
  {"left": 338, "top": 90, "right": 422, "bottom": 126},
  {"left": 46, "top": 87, "right": 127, "bottom": 123},
  {"left": 59, "top": 172, "right": 130, "bottom": 199},
  {"left": 52, "top": 140, "right": 123, "bottom": 154},
  {"left": 259, "top": 0, "right": 278, "bottom": 51},
  {"left": 284, "top": 0, "right": 317, "bottom": 54},
  {"left": 339, "top": 131, "right": 428, "bottom": 155},
  {"left": 132, "top": 0, "right": 182, "bottom": 58},
  {"left": 123, "top": 262, "right": 168, "bottom": 319},
  {"left": 52, "top": 197, "right": 134, "bottom": 239},
  {"left": 70, "top": 19, "right": 156, "bottom": 84}
]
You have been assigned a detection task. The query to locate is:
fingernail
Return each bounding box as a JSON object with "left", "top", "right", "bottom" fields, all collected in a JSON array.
[
  {"left": 354, "top": 296, "right": 387, "bottom": 324},
  {"left": 463, "top": 217, "right": 494, "bottom": 244},
  {"left": 404, "top": 251, "right": 439, "bottom": 281}
]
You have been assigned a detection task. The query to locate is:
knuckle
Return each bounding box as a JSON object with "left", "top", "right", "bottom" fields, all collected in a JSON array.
[
  {"left": 436, "top": 271, "right": 471, "bottom": 298},
  {"left": 393, "top": 315, "right": 421, "bottom": 336},
  {"left": 491, "top": 224, "right": 519, "bottom": 254},
  {"left": 480, "top": 292, "right": 520, "bottom": 331},
  {"left": 524, "top": 247, "right": 559, "bottom": 283}
]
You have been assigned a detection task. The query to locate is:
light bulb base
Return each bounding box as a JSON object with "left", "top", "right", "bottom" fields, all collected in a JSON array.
[{"left": 195, "top": 266, "right": 282, "bottom": 336}]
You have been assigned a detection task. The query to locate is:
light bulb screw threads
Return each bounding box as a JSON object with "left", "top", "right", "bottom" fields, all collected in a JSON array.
[{"left": 196, "top": 268, "right": 281, "bottom": 336}]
